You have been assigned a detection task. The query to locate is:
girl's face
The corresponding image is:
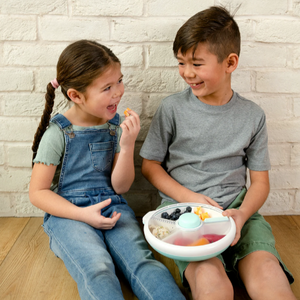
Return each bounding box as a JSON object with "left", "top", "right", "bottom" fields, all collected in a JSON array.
[{"left": 77, "top": 63, "right": 124, "bottom": 125}]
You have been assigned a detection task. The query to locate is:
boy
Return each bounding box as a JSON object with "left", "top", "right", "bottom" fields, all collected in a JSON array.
[{"left": 140, "top": 6, "right": 296, "bottom": 300}]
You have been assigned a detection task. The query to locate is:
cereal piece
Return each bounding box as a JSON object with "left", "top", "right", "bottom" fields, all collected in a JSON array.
[
  {"left": 200, "top": 212, "right": 210, "bottom": 221},
  {"left": 194, "top": 206, "right": 211, "bottom": 220},
  {"left": 124, "top": 108, "right": 131, "bottom": 117},
  {"left": 194, "top": 206, "right": 203, "bottom": 215}
]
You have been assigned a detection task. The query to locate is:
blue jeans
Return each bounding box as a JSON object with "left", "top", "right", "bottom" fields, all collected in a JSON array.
[{"left": 43, "top": 201, "right": 185, "bottom": 300}]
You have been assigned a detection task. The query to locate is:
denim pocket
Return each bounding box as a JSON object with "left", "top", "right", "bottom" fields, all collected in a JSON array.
[{"left": 89, "top": 141, "right": 113, "bottom": 172}]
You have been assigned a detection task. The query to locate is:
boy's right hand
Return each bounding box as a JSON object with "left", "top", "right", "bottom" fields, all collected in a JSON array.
[
  {"left": 189, "top": 192, "right": 223, "bottom": 209},
  {"left": 80, "top": 199, "right": 121, "bottom": 229}
]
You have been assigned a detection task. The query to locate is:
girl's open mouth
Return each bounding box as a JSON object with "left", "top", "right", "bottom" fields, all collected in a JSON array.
[{"left": 107, "top": 103, "right": 117, "bottom": 113}]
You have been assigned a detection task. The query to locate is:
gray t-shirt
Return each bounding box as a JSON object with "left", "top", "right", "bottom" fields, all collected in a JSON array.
[{"left": 140, "top": 88, "right": 271, "bottom": 208}]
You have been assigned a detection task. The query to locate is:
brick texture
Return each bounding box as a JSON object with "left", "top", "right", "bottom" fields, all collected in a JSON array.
[{"left": 0, "top": 0, "right": 299, "bottom": 216}]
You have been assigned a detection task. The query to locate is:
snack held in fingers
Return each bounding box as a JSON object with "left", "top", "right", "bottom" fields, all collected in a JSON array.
[{"left": 124, "top": 107, "right": 131, "bottom": 117}]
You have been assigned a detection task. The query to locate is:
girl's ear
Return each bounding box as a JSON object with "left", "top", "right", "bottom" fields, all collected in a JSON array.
[
  {"left": 226, "top": 53, "right": 239, "bottom": 73},
  {"left": 67, "top": 88, "right": 84, "bottom": 104}
]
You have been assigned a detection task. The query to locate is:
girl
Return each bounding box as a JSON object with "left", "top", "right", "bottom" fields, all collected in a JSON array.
[{"left": 29, "top": 40, "right": 185, "bottom": 300}]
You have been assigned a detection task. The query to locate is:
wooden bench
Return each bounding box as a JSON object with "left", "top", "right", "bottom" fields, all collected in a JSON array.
[{"left": 0, "top": 216, "right": 299, "bottom": 299}]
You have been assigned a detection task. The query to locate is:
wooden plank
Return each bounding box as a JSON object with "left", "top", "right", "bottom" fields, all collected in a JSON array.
[
  {"left": 265, "top": 215, "right": 300, "bottom": 298},
  {"left": 0, "top": 217, "right": 139, "bottom": 300},
  {"left": 0, "top": 217, "right": 29, "bottom": 265},
  {"left": 0, "top": 217, "right": 80, "bottom": 300},
  {"left": 1, "top": 216, "right": 298, "bottom": 300}
]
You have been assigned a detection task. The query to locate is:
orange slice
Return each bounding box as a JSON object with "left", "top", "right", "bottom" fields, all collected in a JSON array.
[{"left": 188, "top": 237, "right": 210, "bottom": 246}]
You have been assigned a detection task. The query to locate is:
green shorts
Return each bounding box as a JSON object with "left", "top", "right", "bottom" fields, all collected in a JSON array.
[{"left": 157, "top": 188, "right": 294, "bottom": 287}]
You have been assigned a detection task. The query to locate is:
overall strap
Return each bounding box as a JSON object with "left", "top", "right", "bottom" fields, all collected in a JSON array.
[{"left": 50, "top": 114, "right": 72, "bottom": 129}]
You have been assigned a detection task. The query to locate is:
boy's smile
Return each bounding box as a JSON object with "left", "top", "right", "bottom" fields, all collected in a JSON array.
[{"left": 176, "top": 43, "right": 237, "bottom": 106}]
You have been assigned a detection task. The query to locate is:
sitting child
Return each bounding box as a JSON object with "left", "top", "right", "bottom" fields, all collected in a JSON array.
[
  {"left": 29, "top": 40, "right": 186, "bottom": 300},
  {"left": 140, "top": 6, "right": 296, "bottom": 300}
]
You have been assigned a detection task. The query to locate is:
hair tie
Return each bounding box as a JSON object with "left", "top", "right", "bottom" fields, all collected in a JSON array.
[{"left": 51, "top": 79, "right": 60, "bottom": 89}]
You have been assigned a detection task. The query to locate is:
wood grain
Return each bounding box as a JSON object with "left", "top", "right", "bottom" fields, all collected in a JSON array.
[
  {"left": 0, "top": 217, "right": 29, "bottom": 264},
  {"left": 0, "top": 216, "right": 298, "bottom": 300},
  {"left": 265, "top": 216, "right": 300, "bottom": 297}
]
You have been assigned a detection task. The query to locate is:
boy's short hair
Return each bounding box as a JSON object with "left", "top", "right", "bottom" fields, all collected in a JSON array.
[{"left": 173, "top": 6, "right": 240, "bottom": 63}]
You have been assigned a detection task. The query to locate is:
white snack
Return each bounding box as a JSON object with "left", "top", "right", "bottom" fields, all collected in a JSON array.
[{"left": 149, "top": 225, "right": 170, "bottom": 240}]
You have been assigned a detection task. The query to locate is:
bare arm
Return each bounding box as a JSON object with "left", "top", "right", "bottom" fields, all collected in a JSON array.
[
  {"left": 111, "top": 109, "right": 140, "bottom": 194},
  {"left": 141, "top": 158, "right": 222, "bottom": 208},
  {"left": 29, "top": 163, "right": 121, "bottom": 229},
  {"left": 223, "top": 169, "right": 270, "bottom": 245}
]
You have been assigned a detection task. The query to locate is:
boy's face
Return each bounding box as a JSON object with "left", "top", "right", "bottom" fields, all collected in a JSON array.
[{"left": 176, "top": 43, "right": 233, "bottom": 105}]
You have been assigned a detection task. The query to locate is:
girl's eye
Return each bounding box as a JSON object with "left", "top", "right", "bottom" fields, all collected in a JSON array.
[
  {"left": 104, "top": 86, "right": 111, "bottom": 91},
  {"left": 178, "top": 62, "right": 184, "bottom": 66},
  {"left": 193, "top": 64, "right": 202, "bottom": 67},
  {"left": 118, "top": 78, "right": 123, "bottom": 84}
]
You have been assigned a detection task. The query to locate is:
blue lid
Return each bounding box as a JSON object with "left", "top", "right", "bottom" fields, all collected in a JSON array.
[{"left": 178, "top": 213, "right": 201, "bottom": 228}]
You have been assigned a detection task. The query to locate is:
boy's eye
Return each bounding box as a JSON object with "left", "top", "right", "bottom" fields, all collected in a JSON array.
[
  {"left": 178, "top": 62, "right": 184, "bottom": 66},
  {"left": 193, "top": 64, "right": 202, "bottom": 67},
  {"left": 118, "top": 78, "right": 123, "bottom": 84},
  {"left": 104, "top": 86, "right": 111, "bottom": 91}
]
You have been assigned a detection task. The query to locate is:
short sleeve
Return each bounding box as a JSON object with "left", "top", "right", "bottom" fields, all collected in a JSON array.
[
  {"left": 33, "top": 122, "right": 65, "bottom": 166},
  {"left": 245, "top": 112, "right": 271, "bottom": 171}
]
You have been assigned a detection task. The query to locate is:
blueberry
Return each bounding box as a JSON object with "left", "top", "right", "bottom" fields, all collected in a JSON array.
[
  {"left": 174, "top": 208, "right": 181, "bottom": 214},
  {"left": 161, "top": 212, "right": 169, "bottom": 219},
  {"left": 186, "top": 206, "right": 192, "bottom": 212},
  {"left": 174, "top": 213, "right": 180, "bottom": 220}
]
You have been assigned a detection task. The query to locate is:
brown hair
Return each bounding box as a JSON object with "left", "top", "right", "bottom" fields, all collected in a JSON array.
[
  {"left": 31, "top": 40, "right": 120, "bottom": 166},
  {"left": 173, "top": 6, "right": 240, "bottom": 63}
]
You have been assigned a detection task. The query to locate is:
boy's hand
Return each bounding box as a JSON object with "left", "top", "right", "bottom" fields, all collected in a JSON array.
[
  {"left": 80, "top": 199, "right": 121, "bottom": 229},
  {"left": 222, "top": 208, "right": 247, "bottom": 246},
  {"left": 189, "top": 192, "right": 223, "bottom": 209},
  {"left": 120, "top": 109, "right": 140, "bottom": 150}
]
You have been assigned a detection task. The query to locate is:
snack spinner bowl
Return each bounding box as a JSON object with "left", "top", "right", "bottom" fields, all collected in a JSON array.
[{"left": 143, "top": 203, "right": 236, "bottom": 261}]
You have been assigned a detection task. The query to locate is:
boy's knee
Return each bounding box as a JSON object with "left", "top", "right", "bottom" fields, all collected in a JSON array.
[
  {"left": 239, "top": 252, "right": 294, "bottom": 299},
  {"left": 185, "top": 259, "right": 233, "bottom": 299}
]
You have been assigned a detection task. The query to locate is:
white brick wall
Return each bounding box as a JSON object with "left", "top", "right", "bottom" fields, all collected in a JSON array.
[{"left": 0, "top": 0, "right": 299, "bottom": 217}]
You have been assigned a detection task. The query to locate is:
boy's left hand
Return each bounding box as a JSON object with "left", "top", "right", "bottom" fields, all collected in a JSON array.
[
  {"left": 222, "top": 208, "right": 247, "bottom": 246},
  {"left": 120, "top": 109, "right": 140, "bottom": 150}
]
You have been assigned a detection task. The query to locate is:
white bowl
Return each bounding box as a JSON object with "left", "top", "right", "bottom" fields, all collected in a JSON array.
[{"left": 143, "top": 203, "right": 236, "bottom": 261}]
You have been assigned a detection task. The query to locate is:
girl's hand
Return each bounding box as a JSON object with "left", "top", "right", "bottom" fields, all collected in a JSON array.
[
  {"left": 80, "top": 199, "right": 121, "bottom": 229},
  {"left": 188, "top": 192, "right": 223, "bottom": 209},
  {"left": 222, "top": 208, "right": 247, "bottom": 246},
  {"left": 119, "top": 109, "right": 140, "bottom": 150}
]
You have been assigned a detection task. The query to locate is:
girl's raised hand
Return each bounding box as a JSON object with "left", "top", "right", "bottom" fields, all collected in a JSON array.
[
  {"left": 80, "top": 199, "right": 121, "bottom": 229},
  {"left": 119, "top": 109, "right": 140, "bottom": 150}
]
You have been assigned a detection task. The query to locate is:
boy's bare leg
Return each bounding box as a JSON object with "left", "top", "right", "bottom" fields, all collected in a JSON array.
[
  {"left": 185, "top": 257, "right": 234, "bottom": 300},
  {"left": 238, "top": 251, "right": 297, "bottom": 300}
]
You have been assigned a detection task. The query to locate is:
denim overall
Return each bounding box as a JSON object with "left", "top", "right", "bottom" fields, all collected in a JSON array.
[{"left": 42, "top": 114, "right": 184, "bottom": 300}]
